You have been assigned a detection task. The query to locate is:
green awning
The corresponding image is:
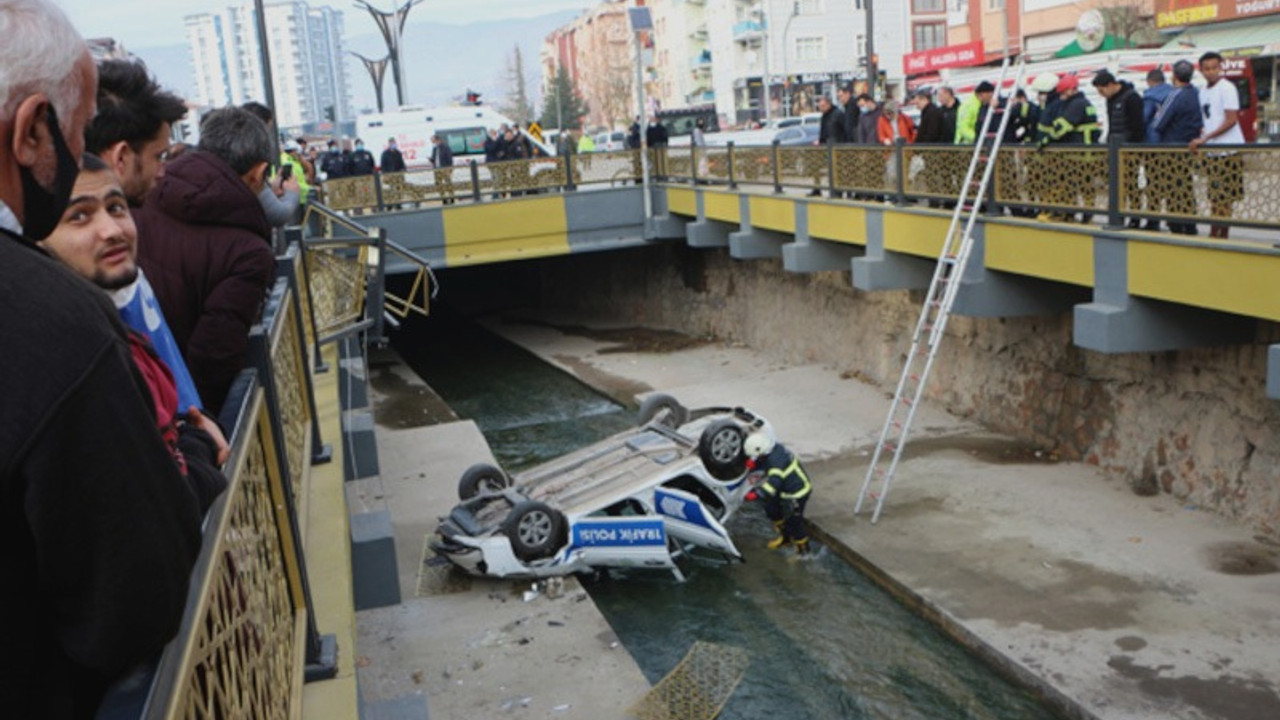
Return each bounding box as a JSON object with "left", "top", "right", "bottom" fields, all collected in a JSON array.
[
  {"left": 1054, "top": 34, "right": 1131, "bottom": 58},
  {"left": 1161, "top": 16, "right": 1280, "bottom": 57}
]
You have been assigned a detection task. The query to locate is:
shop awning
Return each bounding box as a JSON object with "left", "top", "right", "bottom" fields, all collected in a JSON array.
[{"left": 1161, "top": 16, "right": 1280, "bottom": 57}]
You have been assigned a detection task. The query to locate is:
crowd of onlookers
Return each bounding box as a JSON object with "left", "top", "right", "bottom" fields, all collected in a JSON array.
[
  {"left": 0, "top": 2, "right": 325, "bottom": 716},
  {"left": 804, "top": 51, "right": 1246, "bottom": 238}
]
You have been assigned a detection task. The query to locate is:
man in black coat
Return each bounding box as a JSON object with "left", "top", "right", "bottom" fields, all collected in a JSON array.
[
  {"left": 381, "top": 137, "right": 407, "bottom": 173},
  {"left": 811, "top": 95, "right": 847, "bottom": 196},
  {"left": 937, "top": 87, "right": 958, "bottom": 143},
  {"left": 0, "top": 5, "right": 202, "bottom": 716},
  {"left": 1093, "top": 70, "right": 1146, "bottom": 227},
  {"left": 912, "top": 90, "right": 944, "bottom": 143},
  {"left": 429, "top": 134, "right": 455, "bottom": 204},
  {"left": 837, "top": 85, "right": 857, "bottom": 144}
]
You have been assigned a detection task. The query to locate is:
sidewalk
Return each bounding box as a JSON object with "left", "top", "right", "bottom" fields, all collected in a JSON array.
[{"left": 488, "top": 314, "right": 1280, "bottom": 720}]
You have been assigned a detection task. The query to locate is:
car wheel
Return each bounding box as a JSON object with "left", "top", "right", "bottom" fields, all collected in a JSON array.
[
  {"left": 458, "top": 463, "right": 512, "bottom": 500},
  {"left": 699, "top": 419, "right": 747, "bottom": 480},
  {"left": 638, "top": 393, "right": 689, "bottom": 429},
  {"left": 503, "top": 501, "right": 565, "bottom": 562}
]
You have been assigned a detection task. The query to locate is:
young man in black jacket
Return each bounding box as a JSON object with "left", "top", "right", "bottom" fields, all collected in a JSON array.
[{"left": 1093, "top": 70, "right": 1146, "bottom": 227}]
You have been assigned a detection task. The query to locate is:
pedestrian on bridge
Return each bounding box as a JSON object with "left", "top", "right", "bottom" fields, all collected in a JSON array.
[{"left": 745, "top": 433, "right": 813, "bottom": 555}]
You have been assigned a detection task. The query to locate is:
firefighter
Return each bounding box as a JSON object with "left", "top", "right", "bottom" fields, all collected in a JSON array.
[
  {"left": 1035, "top": 74, "right": 1101, "bottom": 223},
  {"left": 744, "top": 433, "right": 813, "bottom": 555}
]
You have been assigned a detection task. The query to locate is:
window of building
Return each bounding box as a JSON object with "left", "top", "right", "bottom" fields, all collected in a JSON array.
[
  {"left": 798, "top": 0, "right": 823, "bottom": 13},
  {"left": 856, "top": 34, "right": 865, "bottom": 59},
  {"left": 795, "top": 36, "right": 825, "bottom": 61},
  {"left": 988, "top": 0, "right": 1004, "bottom": 8},
  {"left": 913, "top": 0, "right": 945, "bottom": 12},
  {"left": 913, "top": 22, "right": 946, "bottom": 51},
  {"left": 852, "top": 0, "right": 863, "bottom": 10}
]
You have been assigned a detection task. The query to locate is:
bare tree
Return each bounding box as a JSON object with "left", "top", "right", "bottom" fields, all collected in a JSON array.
[
  {"left": 499, "top": 45, "right": 535, "bottom": 125},
  {"left": 1081, "top": 0, "right": 1160, "bottom": 49}
]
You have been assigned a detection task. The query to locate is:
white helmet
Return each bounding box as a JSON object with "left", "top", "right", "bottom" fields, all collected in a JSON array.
[
  {"left": 744, "top": 432, "right": 775, "bottom": 459},
  {"left": 1030, "top": 72, "right": 1060, "bottom": 94}
]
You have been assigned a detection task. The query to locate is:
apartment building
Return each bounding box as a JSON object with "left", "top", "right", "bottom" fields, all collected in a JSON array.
[{"left": 186, "top": 1, "right": 352, "bottom": 131}]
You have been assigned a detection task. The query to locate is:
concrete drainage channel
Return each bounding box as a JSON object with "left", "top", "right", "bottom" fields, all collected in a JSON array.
[{"left": 388, "top": 308, "right": 1069, "bottom": 720}]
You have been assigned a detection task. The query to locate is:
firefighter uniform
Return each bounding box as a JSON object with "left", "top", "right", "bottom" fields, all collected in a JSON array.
[{"left": 754, "top": 443, "right": 813, "bottom": 553}]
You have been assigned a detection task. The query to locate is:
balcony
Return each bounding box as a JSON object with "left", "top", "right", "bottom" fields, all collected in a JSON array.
[
  {"left": 689, "top": 50, "right": 712, "bottom": 72},
  {"left": 732, "top": 19, "right": 764, "bottom": 42}
]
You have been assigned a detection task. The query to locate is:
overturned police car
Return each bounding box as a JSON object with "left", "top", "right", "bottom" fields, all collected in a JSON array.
[{"left": 430, "top": 394, "right": 770, "bottom": 580}]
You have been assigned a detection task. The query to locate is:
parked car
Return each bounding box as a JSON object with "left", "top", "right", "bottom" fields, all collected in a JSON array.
[
  {"left": 594, "top": 130, "right": 628, "bottom": 152},
  {"left": 431, "top": 395, "right": 772, "bottom": 580}
]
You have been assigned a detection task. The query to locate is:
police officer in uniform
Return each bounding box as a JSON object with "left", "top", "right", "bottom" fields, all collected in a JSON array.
[{"left": 745, "top": 433, "right": 813, "bottom": 554}]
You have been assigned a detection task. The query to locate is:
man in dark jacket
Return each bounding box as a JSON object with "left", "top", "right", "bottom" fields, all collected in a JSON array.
[
  {"left": 349, "top": 138, "right": 376, "bottom": 175},
  {"left": 912, "top": 90, "right": 947, "bottom": 205},
  {"left": 811, "top": 95, "right": 847, "bottom": 196},
  {"left": 837, "top": 84, "right": 857, "bottom": 144},
  {"left": 1142, "top": 68, "right": 1172, "bottom": 144},
  {"left": 937, "top": 87, "right": 958, "bottom": 143},
  {"left": 322, "top": 139, "right": 348, "bottom": 179},
  {"left": 381, "top": 137, "right": 406, "bottom": 173},
  {"left": 430, "top": 134, "right": 455, "bottom": 204},
  {"left": 0, "top": 5, "right": 202, "bottom": 717},
  {"left": 1151, "top": 60, "right": 1204, "bottom": 234},
  {"left": 1094, "top": 70, "right": 1146, "bottom": 226},
  {"left": 135, "top": 107, "right": 276, "bottom": 414},
  {"left": 1094, "top": 70, "right": 1144, "bottom": 143}
]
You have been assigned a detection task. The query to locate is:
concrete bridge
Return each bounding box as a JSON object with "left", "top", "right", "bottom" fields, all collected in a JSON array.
[{"left": 324, "top": 174, "right": 1280, "bottom": 400}]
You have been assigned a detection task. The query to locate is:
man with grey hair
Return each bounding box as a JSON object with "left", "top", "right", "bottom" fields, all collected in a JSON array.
[
  {"left": 0, "top": 1, "right": 202, "bottom": 716},
  {"left": 135, "top": 106, "right": 276, "bottom": 414}
]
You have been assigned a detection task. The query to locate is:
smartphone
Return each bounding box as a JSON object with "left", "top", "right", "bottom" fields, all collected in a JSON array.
[{"left": 280, "top": 164, "right": 293, "bottom": 181}]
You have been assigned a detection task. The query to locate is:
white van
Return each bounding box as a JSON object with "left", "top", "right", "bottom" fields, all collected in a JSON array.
[
  {"left": 594, "top": 130, "right": 628, "bottom": 152},
  {"left": 356, "top": 105, "right": 554, "bottom": 170}
]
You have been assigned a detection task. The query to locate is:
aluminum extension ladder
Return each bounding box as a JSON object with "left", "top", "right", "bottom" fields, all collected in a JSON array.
[{"left": 855, "top": 57, "right": 1029, "bottom": 524}]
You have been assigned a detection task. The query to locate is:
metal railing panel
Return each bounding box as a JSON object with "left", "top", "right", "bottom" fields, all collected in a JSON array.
[
  {"left": 1119, "top": 146, "right": 1280, "bottom": 229},
  {"left": 776, "top": 146, "right": 829, "bottom": 190},
  {"left": 992, "top": 146, "right": 1109, "bottom": 217},
  {"left": 571, "top": 150, "right": 641, "bottom": 186},
  {"left": 145, "top": 383, "right": 306, "bottom": 720}
]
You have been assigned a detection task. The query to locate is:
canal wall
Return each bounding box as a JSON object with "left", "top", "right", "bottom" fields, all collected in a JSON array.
[{"left": 437, "top": 244, "right": 1280, "bottom": 539}]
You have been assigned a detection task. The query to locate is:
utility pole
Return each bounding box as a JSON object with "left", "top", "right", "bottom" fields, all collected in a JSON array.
[
  {"left": 253, "top": 0, "right": 278, "bottom": 157},
  {"left": 628, "top": 7, "right": 653, "bottom": 230},
  {"left": 760, "top": 2, "right": 772, "bottom": 126},
  {"left": 864, "top": 0, "right": 876, "bottom": 99}
]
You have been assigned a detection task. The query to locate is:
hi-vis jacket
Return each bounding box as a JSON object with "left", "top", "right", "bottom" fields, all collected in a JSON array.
[{"left": 757, "top": 444, "right": 812, "bottom": 501}]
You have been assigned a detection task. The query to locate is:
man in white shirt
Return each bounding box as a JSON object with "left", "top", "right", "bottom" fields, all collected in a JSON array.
[{"left": 1190, "top": 51, "right": 1246, "bottom": 238}]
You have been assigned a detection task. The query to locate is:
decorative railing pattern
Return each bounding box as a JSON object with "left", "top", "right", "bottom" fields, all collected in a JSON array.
[{"left": 310, "top": 141, "right": 1280, "bottom": 233}]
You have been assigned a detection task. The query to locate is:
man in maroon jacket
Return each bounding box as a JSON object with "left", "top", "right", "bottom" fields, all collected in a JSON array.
[{"left": 134, "top": 106, "right": 276, "bottom": 414}]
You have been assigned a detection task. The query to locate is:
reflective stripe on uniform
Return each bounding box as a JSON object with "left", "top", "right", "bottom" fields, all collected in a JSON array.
[{"left": 765, "top": 458, "right": 812, "bottom": 500}]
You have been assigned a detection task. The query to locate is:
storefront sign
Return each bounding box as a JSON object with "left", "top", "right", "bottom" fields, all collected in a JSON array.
[
  {"left": 903, "top": 41, "right": 985, "bottom": 75},
  {"left": 1155, "top": 0, "right": 1280, "bottom": 28}
]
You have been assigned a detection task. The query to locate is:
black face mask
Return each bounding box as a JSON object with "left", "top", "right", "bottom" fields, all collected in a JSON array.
[{"left": 19, "top": 107, "right": 79, "bottom": 242}]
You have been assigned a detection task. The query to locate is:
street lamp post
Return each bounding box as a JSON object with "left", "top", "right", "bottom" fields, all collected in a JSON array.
[
  {"left": 781, "top": 1, "right": 798, "bottom": 117},
  {"left": 628, "top": 7, "right": 653, "bottom": 231},
  {"left": 754, "top": 2, "right": 773, "bottom": 126}
]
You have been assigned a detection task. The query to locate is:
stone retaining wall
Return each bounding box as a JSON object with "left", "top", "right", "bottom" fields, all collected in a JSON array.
[{"left": 522, "top": 245, "right": 1280, "bottom": 539}]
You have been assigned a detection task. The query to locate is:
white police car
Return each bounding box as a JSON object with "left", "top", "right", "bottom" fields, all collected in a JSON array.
[{"left": 430, "top": 395, "right": 770, "bottom": 580}]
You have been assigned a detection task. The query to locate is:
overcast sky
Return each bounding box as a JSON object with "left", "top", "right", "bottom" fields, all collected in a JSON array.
[{"left": 57, "top": 0, "right": 594, "bottom": 49}]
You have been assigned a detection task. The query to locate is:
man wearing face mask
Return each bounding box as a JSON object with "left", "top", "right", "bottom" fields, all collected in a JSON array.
[
  {"left": 134, "top": 107, "right": 277, "bottom": 415},
  {"left": 349, "top": 137, "right": 376, "bottom": 176},
  {"left": 0, "top": 1, "right": 202, "bottom": 716}
]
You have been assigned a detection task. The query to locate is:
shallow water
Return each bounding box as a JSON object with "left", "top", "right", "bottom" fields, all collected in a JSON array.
[{"left": 394, "top": 309, "right": 1061, "bottom": 720}]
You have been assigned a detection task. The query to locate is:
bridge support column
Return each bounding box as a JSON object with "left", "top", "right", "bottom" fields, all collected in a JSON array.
[
  {"left": 946, "top": 224, "right": 1085, "bottom": 317},
  {"left": 647, "top": 186, "right": 687, "bottom": 240},
  {"left": 1268, "top": 346, "right": 1280, "bottom": 400},
  {"left": 1074, "top": 236, "right": 1254, "bottom": 352},
  {"left": 852, "top": 209, "right": 931, "bottom": 291},
  {"left": 729, "top": 227, "right": 786, "bottom": 259},
  {"left": 727, "top": 194, "right": 784, "bottom": 258},
  {"left": 687, "top": 219, "right": 734, "bottom": 248},
  {"left": 782, "top": 201, "right": 863, "bottom": 272}
]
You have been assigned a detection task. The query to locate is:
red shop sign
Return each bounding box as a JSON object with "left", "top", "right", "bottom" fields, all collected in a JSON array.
[{"left": 903, "top": 41, "right": 986, "bottom": 75}]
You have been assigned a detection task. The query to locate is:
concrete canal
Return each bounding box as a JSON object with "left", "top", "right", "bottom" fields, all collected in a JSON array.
[{"left": 393, "top": 306, "right": 1065, "bottom": 720}]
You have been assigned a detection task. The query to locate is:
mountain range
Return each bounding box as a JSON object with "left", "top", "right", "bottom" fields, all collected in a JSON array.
[{"left": 133, "top": 9, "right": 580, "bottom": 117}]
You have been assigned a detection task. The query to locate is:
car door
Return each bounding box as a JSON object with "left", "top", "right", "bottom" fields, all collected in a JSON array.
[
  {"left": 566, "top": 515, "right": 676, "bottom": 571},
  {"left": 653, "top": 486, "right": 742, "bottom": 559}
]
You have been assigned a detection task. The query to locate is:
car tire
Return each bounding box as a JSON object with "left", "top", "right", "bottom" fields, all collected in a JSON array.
[
  {"left": 458, "top": 463, "right": 512, "bottom": 500},
  {"left": 503, "top": 501, "right": 565, "bottom": 562},
  {"left": 699, "top": 419, "right": 747, "bottom": 480},
  {"left": 638, "top": 393, "right": 689, "bottom": 429}
]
